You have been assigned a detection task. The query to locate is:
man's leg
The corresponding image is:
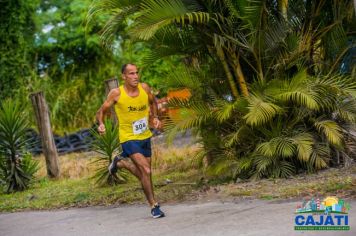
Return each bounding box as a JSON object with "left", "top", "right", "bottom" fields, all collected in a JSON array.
[
  {"left": 129, "top": 153, "right": 156, "bottom": 207},
  {"left": 117, "top": 159, "right": 142, "bottom": 179}
]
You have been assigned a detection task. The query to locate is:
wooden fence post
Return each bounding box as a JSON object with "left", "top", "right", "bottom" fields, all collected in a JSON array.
[
  {"left": 30, "top": 92, "right": 60, "bottom": 178},
  {"left": 105, "top": 78, "right": 119, "bottom": 124}
]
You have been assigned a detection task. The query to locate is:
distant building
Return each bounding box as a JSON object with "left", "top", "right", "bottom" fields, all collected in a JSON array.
[{"left": 332, "top": 204, "right": 342, "bottom": 212}]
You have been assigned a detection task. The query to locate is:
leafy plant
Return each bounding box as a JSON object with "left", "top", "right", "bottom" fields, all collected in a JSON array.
[
  {"left": 0, "top": 100, "right": 39, "bottom": 193},
  {"left": 91, "top": 0, "right": 356, "bottom": 181},
  {"left": 165, "top": 67, "right": 356, "bottom": 179},
  {"left": 90, "top": 119, "right": 127, "bottom": 186}
]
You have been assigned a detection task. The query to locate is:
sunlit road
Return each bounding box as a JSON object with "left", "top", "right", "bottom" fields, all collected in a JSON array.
[{"left": 0, "top": 199, "right": 355, "bottom": 236}]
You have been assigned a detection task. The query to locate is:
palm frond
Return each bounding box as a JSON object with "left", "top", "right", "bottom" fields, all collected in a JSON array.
[
  {"left": 314, "top": 119, "right": 344, "bottom": 147},
  {"left": 244, "top": 94, "right": 283, "bottom": 126},
  {"left": 87, "top": 0, "right": 141, "bottom": 48},
  {"left": 308, "top": 144, "right": 330, "bottom": 171},
  {"left": 316, "top": 74, "right": 356, "bottom": 96},
  {"left": 272, "top": 70, "right": 320, "bottom": 110},
  {"left": 255, "top": 136, "right": 295, "bottom": 158},
  {"left": 292, "top": 132, "right": 314, "bottom": 162},
  {"left": 165, "top": 66, "right": 202, "bottom": 91},
  {"left": 131, "top": 0, "right": 208, "bottom": 40},
  {"left": 335, "top": 98, "right": 356, "bottom": 123}
]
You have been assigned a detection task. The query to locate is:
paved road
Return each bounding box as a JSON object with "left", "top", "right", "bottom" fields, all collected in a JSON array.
[{"left": 0, "top": 199, "right": 355, "bottom": 236}]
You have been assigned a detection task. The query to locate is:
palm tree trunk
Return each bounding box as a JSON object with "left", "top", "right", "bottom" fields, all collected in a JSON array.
[
  {"left": 231, "top": 54, "right": 249, "bottom": 97},
  {"left": 216, "top": 48, "right": 239, "bottom": 98},
  {"left": 278, "top": 0, "right": 288, "bottom": 20}
]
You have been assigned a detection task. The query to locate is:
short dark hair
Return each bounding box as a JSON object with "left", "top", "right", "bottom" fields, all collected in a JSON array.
[{"left": 121, "top": 63, "right": 136, "bottom": 74}]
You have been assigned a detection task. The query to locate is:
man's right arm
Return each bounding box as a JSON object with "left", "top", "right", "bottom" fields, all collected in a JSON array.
[{"left": 96, "top": 88, "right": 120, "bottom": 134}]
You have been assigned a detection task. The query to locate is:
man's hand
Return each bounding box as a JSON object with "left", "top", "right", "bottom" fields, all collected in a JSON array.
[
  {"left": 153, "top": 117, "right": 161, "bottom": 129},
  {"left": 98, "top": 123, "right": 106, "bottom": 135}
]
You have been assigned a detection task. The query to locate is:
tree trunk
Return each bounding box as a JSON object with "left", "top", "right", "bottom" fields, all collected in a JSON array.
[
  {"left": 216, "top": 48, "right": 239, "bottom": 98},
  {"left": 278, "top": 0, "right": 288, "bottom": 20},
  {"left": 30, "top": 92, "right": 60, "bottom": 178},
  {"left": 231, "top": 54, "right": 249, "bottom": 97},
  {"left": 105, "top": 78, "right": 119, "bottom": 124}
]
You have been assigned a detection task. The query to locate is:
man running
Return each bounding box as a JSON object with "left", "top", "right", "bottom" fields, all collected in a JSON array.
[{"left": 96, "top": 63, "right": 165, "bottom": 218}]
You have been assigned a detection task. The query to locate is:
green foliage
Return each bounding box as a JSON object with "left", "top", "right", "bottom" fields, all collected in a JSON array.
[
  {"left": 0, "top": 0, "right": 39, "bottom": 99},
  {"left": 36, "top": 0, "right": 118, "bottom": 78},
  {"left": 0, "top": 100, "right": 39, "bottom": 193},
  {"left": 5, "top": 0, "right": 180, "bottom": 133},
  {"left": 89, "top": 0, "right": 355, "bottom": 180},
  {"left": 163, "top": 65, "right": 356, "bottom": 180},
  {"left": 7, "top": 0, "right": 119, "bottom": 132},
  {"left": 90, "top": 119, "right": 127, "bottom": 186}
]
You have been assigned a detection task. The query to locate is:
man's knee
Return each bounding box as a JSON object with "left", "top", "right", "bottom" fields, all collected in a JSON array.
[
  {"left": 136, "top": 162, "right": 151, "bottom": 175},
  {"left": 131, "top": 153, "right": 151, "bottom": 175},
  {"left": 142, "top": 166, "right": 151, "bottom": 175}
]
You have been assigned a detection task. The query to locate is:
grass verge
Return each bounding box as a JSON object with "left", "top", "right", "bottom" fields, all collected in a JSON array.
[{"left": 1, "top": 145, "right": 355, "bottom": 212}]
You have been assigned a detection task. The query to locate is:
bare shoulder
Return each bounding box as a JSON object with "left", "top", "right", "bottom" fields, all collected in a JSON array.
[
  {"left": 141, "top": 83, "right": 151, "bottom": 93},
  {"left": 107, "top": 88, "right": 121, "bottom": 102},
  {"left": 141, "top": 83, "right": 152, "bottom": 95}
]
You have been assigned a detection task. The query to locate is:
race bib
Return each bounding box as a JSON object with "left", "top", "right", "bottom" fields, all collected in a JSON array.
[{"left": 132, "top": 117, "right": 148, "bottom": 135}]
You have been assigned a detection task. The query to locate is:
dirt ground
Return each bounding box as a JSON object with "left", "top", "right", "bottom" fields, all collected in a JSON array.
[{"left": 180, "top": 163, "right": 356, "bottom": 203}]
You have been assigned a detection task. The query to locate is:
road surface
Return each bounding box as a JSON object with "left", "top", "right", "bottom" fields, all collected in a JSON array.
[{"left": 0, "top": 199, "right": 355, "bottom": 236}]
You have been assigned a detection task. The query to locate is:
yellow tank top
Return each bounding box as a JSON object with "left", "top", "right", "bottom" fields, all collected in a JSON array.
[{"left": 114, "top": 84, "right": 152, "bottom": 143}]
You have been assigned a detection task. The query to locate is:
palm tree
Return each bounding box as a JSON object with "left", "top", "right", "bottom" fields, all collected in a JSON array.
[
  {"left": 89, "top": 0, "right": 354, "bottom": 91},
  {"left": 164, "top": 67, "right": 356, "bottom": 179},
  {"left": 89, "top": 0, "right": 356, "bottom": 179}
]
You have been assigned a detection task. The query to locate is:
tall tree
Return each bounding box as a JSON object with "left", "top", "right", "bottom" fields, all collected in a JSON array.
[
  {"left": 90, "top": 0, "right": 355, "bottom": 97},
  {"left": 35, "top": 0, "right": 117, "bottom": 79},
  {"left": 0, "top": 0, "right": 39, "bottom": 99}
]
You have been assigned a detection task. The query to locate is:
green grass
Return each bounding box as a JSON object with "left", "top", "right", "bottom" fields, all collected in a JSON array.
[
  {"left": 0, "top": 146, "right": 203, "bottom": 212},
  {"left": 0, "top": 169, "right": 202, "bottom": 212}
]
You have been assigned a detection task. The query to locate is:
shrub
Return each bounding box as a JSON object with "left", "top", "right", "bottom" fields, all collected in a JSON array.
[
  {"left": 90, "top": 119, "right": 127, "bottom": 186},
  {"left": 0, "top": 100, "right": 39, "bottom": 193}
]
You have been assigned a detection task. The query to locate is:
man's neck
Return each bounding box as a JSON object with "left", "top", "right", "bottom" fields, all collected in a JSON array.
[{"left": 124, "top": 83, "right": 139, "bottom": 96}]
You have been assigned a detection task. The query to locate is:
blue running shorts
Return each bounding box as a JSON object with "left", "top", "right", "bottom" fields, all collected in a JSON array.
[{"left": 121, "top": 138, "right": 152, "bottom": 157}]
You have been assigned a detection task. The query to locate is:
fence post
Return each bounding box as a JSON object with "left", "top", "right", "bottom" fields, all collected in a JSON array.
[
  {"left": 30, "top": 92, "right": 60, "bottom": 178},
  {"left": 105, "top": 78, "right": 119, "bottom": 124}
]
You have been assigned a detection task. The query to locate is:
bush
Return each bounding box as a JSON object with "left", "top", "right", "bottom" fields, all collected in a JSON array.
[
  {"left": 0, "top": 100, "right": 39, "bottom": 193},
  {"left": 90, "top": 119, "right": 127, "bottom": 186}
]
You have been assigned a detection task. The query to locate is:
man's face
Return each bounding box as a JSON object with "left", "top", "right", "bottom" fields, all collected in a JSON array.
[{"left": 122, "top": 64, "right": 139, "bottom": 87}]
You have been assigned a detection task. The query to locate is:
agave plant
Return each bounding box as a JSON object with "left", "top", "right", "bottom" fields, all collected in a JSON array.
[
  {"left": 0, "top": 100, "right": 39, "bottom": 193},
  {"left": 90, "top": 119, "right": 127, "bottom": 186}
]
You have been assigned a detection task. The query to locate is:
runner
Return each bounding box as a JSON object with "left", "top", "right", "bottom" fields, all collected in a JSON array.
[{"left": 96, "top": 63, "right": 164, "bottom": 218}]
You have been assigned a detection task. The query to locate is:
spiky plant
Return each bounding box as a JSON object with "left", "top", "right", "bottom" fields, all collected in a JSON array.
[
  {"left": 0, "top": 100, "right": 39, "bottom": 193},
  {"left": 90, "top": 119, "right": 127, "bottom": 186}
]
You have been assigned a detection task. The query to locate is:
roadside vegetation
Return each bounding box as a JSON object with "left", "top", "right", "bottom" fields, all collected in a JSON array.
[{"left": 0, "top": 147, "right": 354, "bottom": 212}]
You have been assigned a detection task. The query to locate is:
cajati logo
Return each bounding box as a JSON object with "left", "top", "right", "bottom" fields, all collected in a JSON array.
[{"left": 294, "top": 196, "right": 351, "bottom": 231}]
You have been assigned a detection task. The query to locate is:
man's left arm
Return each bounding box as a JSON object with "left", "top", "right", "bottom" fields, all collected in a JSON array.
[{"left": 142, "top": 83, "right": 161, "bottom": 129}]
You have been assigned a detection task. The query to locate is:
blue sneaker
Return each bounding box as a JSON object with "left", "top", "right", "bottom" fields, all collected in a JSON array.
[
  {"left": 151, "top": 203, "right": 165, "bottom": 218},
  {"left": 108, "top": 156, "right": 123, "bottom": 175}
]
